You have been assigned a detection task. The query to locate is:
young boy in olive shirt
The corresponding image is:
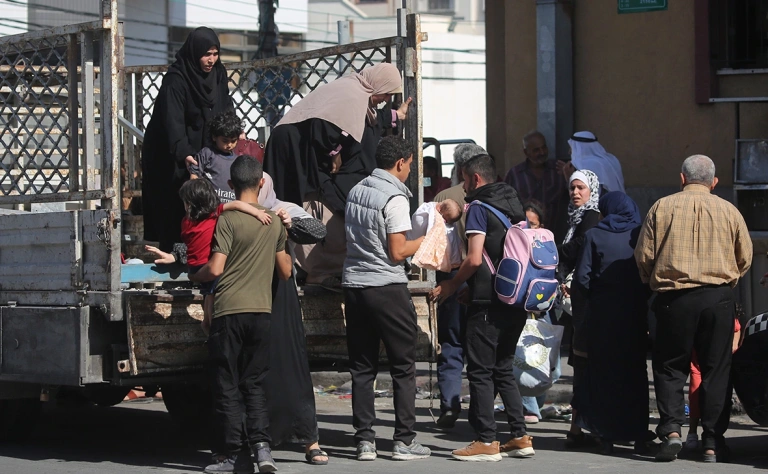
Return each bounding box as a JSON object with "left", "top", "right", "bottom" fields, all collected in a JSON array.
[{"left": 190, "top": 155, "right": 293, "bottom": 474}]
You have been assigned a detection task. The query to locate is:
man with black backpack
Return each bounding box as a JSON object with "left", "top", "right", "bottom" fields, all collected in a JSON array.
[{"left": 430, "top": 154, "right": 534, "bottom": 462}]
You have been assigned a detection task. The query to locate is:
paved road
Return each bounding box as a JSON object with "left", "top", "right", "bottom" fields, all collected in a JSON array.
[{"left": 1, "top": 395, "right": 767, "bottom": 473}]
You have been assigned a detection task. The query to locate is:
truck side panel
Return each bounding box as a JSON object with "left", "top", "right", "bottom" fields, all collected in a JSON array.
[{"left": 0, "top": 306, "right": 105, "bottom": 386}]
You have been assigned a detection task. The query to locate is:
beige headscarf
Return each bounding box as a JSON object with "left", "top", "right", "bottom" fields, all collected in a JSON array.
[{"left": 275, "top": 63, "right": 403, "bottom": 143}]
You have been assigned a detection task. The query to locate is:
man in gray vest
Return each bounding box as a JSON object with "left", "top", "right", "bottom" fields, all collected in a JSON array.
[{"left": 342, "top": 136, "right": 431, "bottom": 462}]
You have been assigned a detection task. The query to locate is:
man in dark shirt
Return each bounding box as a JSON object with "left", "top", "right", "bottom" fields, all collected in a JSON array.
[
  {"left": 504, "top": 131, "right": 568, "bottom": 242},
  {"left": 431, "top": 154, "right": 535, "bottom": 462}
]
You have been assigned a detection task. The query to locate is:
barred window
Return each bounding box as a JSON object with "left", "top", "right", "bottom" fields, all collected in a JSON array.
[
  {"left": 428, "top": 0, "right": 453, "bottom": 11},
  {"left": 710, "top": 0, "right": 768, "bottom": 69}
]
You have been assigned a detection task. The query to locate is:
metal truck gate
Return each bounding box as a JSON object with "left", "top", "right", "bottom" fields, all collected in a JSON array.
[
  {"left": 0, "top": 0, "right": 120, "bottom": 210},
  {"left": 121, "top": 17, "right": 425, "bottom": 206}
]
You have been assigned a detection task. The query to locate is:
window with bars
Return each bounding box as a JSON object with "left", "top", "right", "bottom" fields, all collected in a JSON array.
[
  {"left": 428, "top": 0, "right": 454, "bottom": 12},
  {"left": 710, "top": 0, "right": 768, "bottom": 69}
]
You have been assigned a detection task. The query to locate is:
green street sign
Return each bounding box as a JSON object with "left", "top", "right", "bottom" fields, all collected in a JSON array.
[{"left": 618, "top": 0, "right": 668, "bottom": 14}]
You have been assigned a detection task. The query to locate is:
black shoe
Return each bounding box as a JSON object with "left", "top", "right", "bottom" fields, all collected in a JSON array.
[
  {"left": 599, "top": 440, "right": 614, "bottom": 455},
  {"left": 436, "top": 410, "right": 459, "bottom": 429},
  {"left": 564, "top": 432, "right": 598, "bottom": 450},
  {"left": 254, "top": 442, "right": 277, "bottom": 472},
  {"left": 633, "top": 440, "right": 650, "bottom": 455}
]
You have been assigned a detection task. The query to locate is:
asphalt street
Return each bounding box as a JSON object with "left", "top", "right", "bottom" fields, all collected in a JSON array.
[{"left": 0, "top": 394, "right": 767, "bottom": 473}]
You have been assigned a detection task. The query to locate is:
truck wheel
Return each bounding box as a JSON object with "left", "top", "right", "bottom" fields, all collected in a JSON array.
[
  {"left": 83, "top": 386, "right": 133, "bottom": 407},
  {"left": 0, "top": 399, "right": 42, "bottom": 442},
  {"left": 162, "top": 383, "right": 213, "bottom": 434}
]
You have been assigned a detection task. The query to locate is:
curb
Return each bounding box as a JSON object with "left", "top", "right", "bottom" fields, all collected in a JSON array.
[{"left": 310, "top": 372, "right": 744, "bottom": 415}]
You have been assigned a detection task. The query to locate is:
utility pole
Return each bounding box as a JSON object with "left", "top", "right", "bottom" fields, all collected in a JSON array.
[{"left": 256, "top": 0, "right": 279, "bottom": 59}]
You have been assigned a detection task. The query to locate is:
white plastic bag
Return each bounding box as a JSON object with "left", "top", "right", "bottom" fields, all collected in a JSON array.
[{"left": 512, "top": 317, "right": 564, "bottom": 397}]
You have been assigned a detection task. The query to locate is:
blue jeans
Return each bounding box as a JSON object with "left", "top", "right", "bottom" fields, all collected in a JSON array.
[
  {"left": 436, "top": 270, "right": 466, "bottom": 413},
  {"left": 521, "top": 312, "right": 562, "bottom": 419}
]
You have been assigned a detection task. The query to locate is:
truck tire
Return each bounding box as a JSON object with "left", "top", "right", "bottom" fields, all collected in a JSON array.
[
  {"left": 0, "top": 398, "right": 42, "bottom": 442},
  {"left": 83, "top": 386, "right": 133, "bottom": 407},
  {"left": 162, "top": 383, "right": 213, "bottom": 435}
]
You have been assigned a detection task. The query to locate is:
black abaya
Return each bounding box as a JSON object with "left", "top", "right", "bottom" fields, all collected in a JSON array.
[
  {"left": 263, "top": 105, "right": 395, "bottom": 214},
  {"left": 573, "top": 226, "right": 650, "bottom": 442},
  {"left": 141, "top": 28, "right": 233, "bottom": 249},
  {"left": 266, "top": 274, "right": 319, "bottom": 445}
]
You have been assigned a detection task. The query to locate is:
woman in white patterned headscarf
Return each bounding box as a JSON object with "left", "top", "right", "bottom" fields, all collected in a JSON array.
[
  {"left": 563, "top": 169, "right": 601, "bottom": 245},
  {"left": 558, "top": 169, "right": 602, "bottom": 449}
]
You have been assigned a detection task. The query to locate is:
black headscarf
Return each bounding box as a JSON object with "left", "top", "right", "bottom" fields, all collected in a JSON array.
[{"left": 167, "top": 27, "right": 226, "bottom": 113}]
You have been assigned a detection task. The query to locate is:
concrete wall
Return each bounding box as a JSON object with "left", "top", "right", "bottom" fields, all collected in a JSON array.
[
  {"left": 124, "top": 0, "right": 168, "bottom": 66},
  {"left": 487, "top": 0, "right": 768, "bottom": 192},
  {"left": 485, "top": 0, "right": 536, "bottom": 169},
  {"left": 0, "top": 0, "right": 28, "bottom": 36},
  {"left": 177, "top": 0, "right": 308, "bottom": 34}
]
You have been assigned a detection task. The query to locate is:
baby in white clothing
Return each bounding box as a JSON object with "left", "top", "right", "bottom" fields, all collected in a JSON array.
[{"left": 408, "top": 199, "right": 463, "bottom": 269}]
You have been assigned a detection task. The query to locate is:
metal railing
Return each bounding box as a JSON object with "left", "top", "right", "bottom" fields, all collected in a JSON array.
[
  {"left": 0, "top": 0, "right": 120, "bottom": 208},
  {"left": 121, "top": 36, "right": 405, "bottom": 196}
]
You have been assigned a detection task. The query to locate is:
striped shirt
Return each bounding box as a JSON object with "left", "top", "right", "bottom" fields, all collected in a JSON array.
[
  {"left": 634, "top": 184, "right": 753, "bottom": 292},
  {"left": 504, "top": 160, "right": 567, "bottom": 231}
]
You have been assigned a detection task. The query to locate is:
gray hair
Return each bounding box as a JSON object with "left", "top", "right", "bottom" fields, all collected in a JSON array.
[
  {"left": 453, "top": 143, "right": 487, "bottom": 169},
  {"left": 681, "top": 154, "right": 716, "bottom": 185},
  {"left": 522, "top": 130, "right": 546, "bottom": 149}
]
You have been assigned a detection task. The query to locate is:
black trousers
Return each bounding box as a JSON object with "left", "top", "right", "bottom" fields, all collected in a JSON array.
[
  {"left": 652, "top": 285, "right": 734, "bottom": 450},
  {"left": 465, "top": 305, "right": 527, "bottom": 442},
  {"left": 208, "top": 312, "right": 272, "bottom": 456},
  {"left": 344, "top": 284, "right": 418, "bottom": 445}
]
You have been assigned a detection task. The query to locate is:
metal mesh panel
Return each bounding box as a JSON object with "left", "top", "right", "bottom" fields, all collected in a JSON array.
[
  {"left": 127, "top": 38, "right": 398, "bottom": 139},
  {"left": 0, "top": 35, "right": 72, "bottom": 197}
]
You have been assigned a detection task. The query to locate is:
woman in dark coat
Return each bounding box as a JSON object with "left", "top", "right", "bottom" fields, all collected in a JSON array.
[
  {"left": 558, "top": 169, "right": 601, "bottom": 448},
  {"left": 141, "top": 27, "right": 234, "bottom": 251},
  {"left": 572, "top": 191, "right": 651, "bottom": 454}
]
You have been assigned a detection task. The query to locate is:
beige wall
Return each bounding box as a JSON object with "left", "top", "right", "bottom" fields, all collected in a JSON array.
[
  {"left": 488, "top": 0, "right": 768, "bottom": 187},
  {"left": 485, "top": 0, "right": 537, "bottom": 169}
]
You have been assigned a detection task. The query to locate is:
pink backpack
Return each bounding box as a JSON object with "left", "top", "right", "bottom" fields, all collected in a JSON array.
[{"left": 472, "top": 201, "right": 560, "bottom": 313}]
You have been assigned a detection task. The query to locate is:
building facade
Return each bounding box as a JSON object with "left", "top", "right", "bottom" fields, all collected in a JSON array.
[
  {"left": 309, "top": 0, "right": 487, "bottom": 169},
  {"left": 486, "top": 0, "right": 768, "bottom": 207}
]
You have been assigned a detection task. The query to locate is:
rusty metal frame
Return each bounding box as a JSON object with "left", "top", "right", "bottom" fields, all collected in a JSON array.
[{"left": 0, "top": 0, "right": 120, "bottom": 206}]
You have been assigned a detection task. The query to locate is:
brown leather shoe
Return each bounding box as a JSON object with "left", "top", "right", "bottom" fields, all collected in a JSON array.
[
  {"left": 499, "top": 435, "right": 535, "bottom": 458},
  {"left": 451, "top": 441, "right": 502, "bottom": 462}
]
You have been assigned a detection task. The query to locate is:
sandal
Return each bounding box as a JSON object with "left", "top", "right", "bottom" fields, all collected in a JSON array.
[{"left": 305, "top": 448, "right": 329, "bottom": 465}]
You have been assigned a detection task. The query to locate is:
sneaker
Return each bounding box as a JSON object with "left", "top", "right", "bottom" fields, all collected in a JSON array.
[
  {"left": 204, "top": 456, "right": 240, "bottom": 474},
  {"left": 685, "top": 433, "right": 699, "bottom": 451},
  {"left": 436, "top": 410, "right": 459, "bottom": 429},
  {"left": 655, "top": 436, "right": 683, "bottom": 462},
  {"left": 254, "top": 442, "right": 277, "bottom": 472},
  {"left": 499, "top": 435, "right": 535, "bottom": 458},
  {"left": 392, "top": 440, "right": 431, "bottom": 460},
  {"left": 524, "top": 415, "right": 539, "bottom": 424},
  {"left": 356, "top": 441, "right": 377, "bottom": 461},
  {"left": 451, "top": 441, "right": 502, "bottom": 462}
]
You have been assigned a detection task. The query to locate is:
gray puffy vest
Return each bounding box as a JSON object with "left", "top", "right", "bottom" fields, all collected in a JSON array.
[{"left": 342, "top": 169, "right": 412, "bottom": 288}]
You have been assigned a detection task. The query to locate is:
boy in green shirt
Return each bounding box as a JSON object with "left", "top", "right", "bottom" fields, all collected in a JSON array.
[{"left": 190, "top": 155, "right": 292, "bottom": 473}]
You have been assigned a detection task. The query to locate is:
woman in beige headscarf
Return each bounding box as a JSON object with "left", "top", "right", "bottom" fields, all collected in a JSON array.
[{"left": 263, "top": 62, "right": 411, "bottom": 290}]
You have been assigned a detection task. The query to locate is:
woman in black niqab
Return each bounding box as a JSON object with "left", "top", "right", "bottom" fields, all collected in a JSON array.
[{"left": 141, "top": 27, "right": 233, "bottom": 251}]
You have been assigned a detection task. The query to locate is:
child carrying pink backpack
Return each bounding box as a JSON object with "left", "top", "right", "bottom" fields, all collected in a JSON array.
[{"left": 469, "top": 201, "right": 559, "bottom": 313}]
